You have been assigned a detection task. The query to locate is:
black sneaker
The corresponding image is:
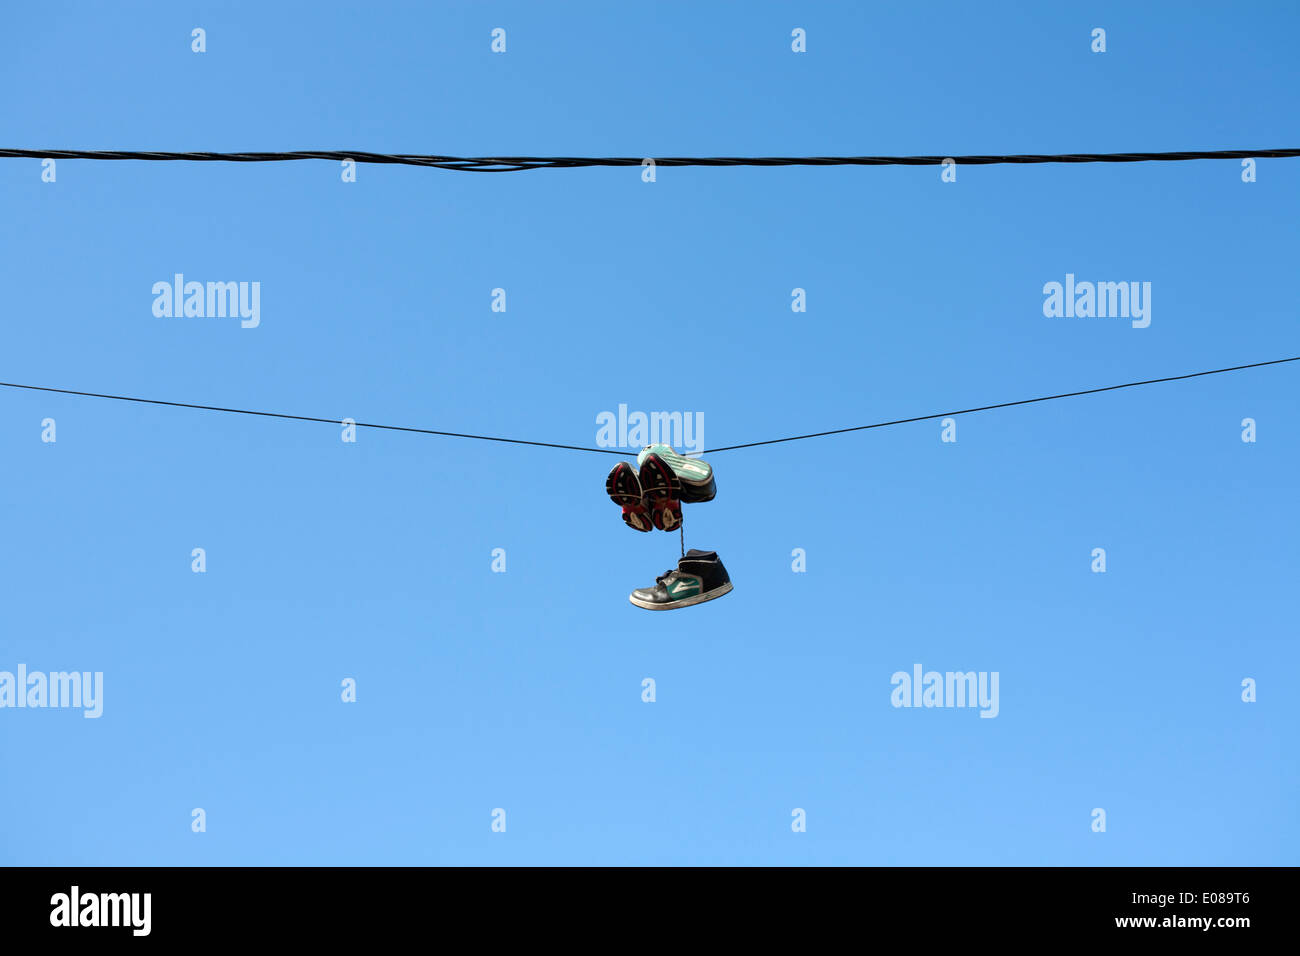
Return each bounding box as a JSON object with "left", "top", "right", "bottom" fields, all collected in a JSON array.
[{"left": 629, "top": 549, "right": 733, "bottom": 610}]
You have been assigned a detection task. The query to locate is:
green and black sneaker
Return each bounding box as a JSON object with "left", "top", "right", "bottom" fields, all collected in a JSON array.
[{"left": 629, "top": 549, "right": 733, "bottom": 610}]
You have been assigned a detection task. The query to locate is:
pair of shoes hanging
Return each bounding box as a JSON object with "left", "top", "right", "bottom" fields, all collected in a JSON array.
[
  {"left": 605, "top": 445, "right": 731, "bottom": 610},
  {"left": 604, "top": 444, "right": 716, "bottom": 533}
]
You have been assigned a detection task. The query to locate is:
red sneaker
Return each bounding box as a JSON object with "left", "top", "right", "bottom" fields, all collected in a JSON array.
[
  {"left": 638, "top": 453, "right": 683, "bottom": 532},
  {"left": 605, "top": 461, "right": 652, "bottom": 532}
]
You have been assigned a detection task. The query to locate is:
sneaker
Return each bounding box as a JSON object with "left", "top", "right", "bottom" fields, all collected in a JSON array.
[
  {"left": 635, "top": 444, "right": 716, "bottom": 504},
  {"left": 636, "top": 452, "right": 683, "bottom": 532},
  {"left": 605, "top": 461, "right": 652, "bottom": 533},
  {"left": 629, "top": 549, "right": 733, "bottom": 610}
]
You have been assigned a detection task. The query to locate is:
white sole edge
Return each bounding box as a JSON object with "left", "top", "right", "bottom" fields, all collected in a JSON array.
[{"left": 629, "top": 581, "right": 733, "bottom": 611}]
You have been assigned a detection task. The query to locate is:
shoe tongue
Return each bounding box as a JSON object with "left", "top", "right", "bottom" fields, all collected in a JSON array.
[{"left": 682, "top": 549, "right": 716, "bottom": 561}]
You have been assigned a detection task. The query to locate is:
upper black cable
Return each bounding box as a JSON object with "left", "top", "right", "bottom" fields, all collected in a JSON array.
[
  {"left": 2, "top": 357, "right": 1294, "bottom": 455},
  {"left": 1, "top": 147, "right": 1297, "bottom": 173}
]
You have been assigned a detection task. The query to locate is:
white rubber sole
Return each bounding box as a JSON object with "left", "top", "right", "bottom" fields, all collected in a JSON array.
[{"left": 629, "top": 581, "right": 733, "bottom": 611}]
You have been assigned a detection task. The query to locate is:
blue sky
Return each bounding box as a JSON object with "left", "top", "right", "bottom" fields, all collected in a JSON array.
[{"left": 1, "top": 1, "right": 1296, "bottom": 865}]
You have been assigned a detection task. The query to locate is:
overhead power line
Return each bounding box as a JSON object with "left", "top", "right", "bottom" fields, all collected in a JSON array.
[
  {"left": 705, "top": 357, "right": 1299, "bottom": 452},
  {"left": 0, "top": 382, "right": 626, "bottom": 454},
  {"left": 2, "top": 357, "right": 1294, "bottom": 455},
  {"left": 1, "top": 147, "right": 1297, "bottom": 173}
]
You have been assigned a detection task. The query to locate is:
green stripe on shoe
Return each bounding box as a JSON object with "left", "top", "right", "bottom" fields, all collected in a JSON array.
[{"left": 665, "top": 575, "right": 703, "bottom": 599}]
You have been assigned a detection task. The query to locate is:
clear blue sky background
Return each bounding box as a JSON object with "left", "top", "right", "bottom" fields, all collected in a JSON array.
[{"left": 2, "top": 1, "right": 1296, "bottom": 866}]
